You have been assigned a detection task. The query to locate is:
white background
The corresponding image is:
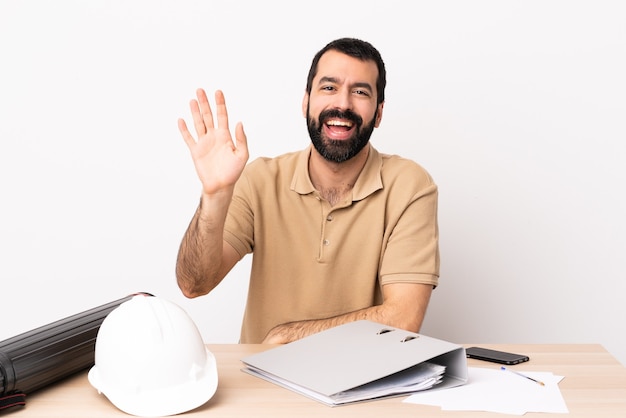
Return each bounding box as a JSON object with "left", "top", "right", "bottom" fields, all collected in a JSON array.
[{"left": 1, "top": 1, "right": 625, "bottom": 365}]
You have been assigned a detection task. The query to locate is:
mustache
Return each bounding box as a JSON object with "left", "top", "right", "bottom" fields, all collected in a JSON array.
[{"left": 318, "top": 108, "right": 363, "bottom": 127}]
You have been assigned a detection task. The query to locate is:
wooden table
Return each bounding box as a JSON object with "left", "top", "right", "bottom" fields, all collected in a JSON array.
[{"left": 10, "top": 344, "right": 626, "bottom": 417}]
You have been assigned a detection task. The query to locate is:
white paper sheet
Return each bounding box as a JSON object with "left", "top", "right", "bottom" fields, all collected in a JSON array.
[
  {"left": 332, "top": 362, "right": 446, "bottom": 403},
  {"left": 404, "top": 367, "right": 568, "bottom": 415}
]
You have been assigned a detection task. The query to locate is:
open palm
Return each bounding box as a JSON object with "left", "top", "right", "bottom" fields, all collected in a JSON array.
[{"left": 178, "top": 89, "right": 249, "bottom": 195}]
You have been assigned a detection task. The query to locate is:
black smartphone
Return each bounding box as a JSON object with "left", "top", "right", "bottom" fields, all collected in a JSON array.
[{"left": 465, "top": 347, "right": 529, "bottom": 365}]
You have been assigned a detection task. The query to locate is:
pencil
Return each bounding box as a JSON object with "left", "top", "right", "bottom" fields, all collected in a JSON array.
[{"left": 501, "top": 366, "right": 545, "bottom": 386}]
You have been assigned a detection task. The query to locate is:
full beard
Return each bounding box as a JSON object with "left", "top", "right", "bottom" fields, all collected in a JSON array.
[{"left": 307, "top": 106, "right": 377, "bottom": 163}]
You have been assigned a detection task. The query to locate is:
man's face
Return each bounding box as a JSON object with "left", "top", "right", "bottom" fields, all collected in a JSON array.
[{"left": 303, "top": 50, "right": 384, "bottom": 163}]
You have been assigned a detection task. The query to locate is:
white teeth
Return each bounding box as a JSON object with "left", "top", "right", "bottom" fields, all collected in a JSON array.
[{"left": 326, "top": 120, "right": 353, "bottom": 128}]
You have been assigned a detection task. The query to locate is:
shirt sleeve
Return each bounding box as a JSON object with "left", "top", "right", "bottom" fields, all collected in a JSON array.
[
  {"left": 223, "top": 167, "right": 256, "bottom": 259},
  {"left": 379, "top": 173, "right": 440, "bottom": 288}
]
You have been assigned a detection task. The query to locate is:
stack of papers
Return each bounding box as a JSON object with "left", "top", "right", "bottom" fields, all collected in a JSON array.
[
  {"left": 330, "top": 362, "right": 446, "bottom": 403},
  {"left": 404, "top": 367, "right": 568, "bottom": 415}
]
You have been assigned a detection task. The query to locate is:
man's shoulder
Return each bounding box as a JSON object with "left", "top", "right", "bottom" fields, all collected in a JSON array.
[
  {"left": 378, "top": 151, "right": 435, "bottom": 186},
  {"left": 238, "top": 149, "right": 307, "bottom": 190}
]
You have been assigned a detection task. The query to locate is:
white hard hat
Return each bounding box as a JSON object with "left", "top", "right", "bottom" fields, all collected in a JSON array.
[{"left": 88, "top": 295, "right": 218, "bottom": 417}]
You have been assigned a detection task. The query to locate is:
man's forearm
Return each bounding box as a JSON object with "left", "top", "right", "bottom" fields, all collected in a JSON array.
[
  {"left": 175, "top": 192, "right": 231, "bottom": 297},
  {"left": 262, "top": 283, "right": 432, "bottom": 344},
  {"left": 262, "top": 306, "right": 391, "bottom": 344}
]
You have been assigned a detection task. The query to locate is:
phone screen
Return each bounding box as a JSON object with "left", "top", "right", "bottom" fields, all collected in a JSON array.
[{"left": 466, "top": 347, "right": 529, "bottom": 365}]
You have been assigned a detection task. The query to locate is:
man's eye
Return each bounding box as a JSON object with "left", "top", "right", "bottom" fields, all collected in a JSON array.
[{"left": 354, "top": 89, "right": 370, "bottom": 96}]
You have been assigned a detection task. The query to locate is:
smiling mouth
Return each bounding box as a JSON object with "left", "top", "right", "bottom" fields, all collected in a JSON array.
[
  {"left": 323, "top": 119, "right": 355, "bottom": 141},
  {"left": 326, "top": 119, "right": 354, "bottom": 129},
  {"left": 325, "top": 119, "right": 355, "bottom": 138}
]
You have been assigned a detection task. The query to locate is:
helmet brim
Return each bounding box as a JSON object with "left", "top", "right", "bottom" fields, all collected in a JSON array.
[{"left": 89, "top": 348, "right": 218, "bottom": 417}]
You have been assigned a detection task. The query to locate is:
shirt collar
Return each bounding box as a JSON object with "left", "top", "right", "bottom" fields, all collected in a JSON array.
[{"left": 290, "top": 144, "right": 383, "bottom": 201}]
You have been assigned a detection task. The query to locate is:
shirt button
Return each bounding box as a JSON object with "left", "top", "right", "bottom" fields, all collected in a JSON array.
[
  {"left": 326, "top": 214, "right": 333, "bottom": 221},
  {"left": 323, "top": 239, "right": 330, "bottom": 246}
]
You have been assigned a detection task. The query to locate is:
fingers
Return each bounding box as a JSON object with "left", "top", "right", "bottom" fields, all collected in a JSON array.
[
  {"left": 191, "top": 88, "right": 212, "bottom": 136},
  {"left": 214, "top": 90, "right": 230, "bottom": 132},
  {"left": 179, "top": 89, "right": 242, "bottom": 150},
  {"left": 198, "top": 88, "right": 216, "bottom": 130},
  {"left": 188, "top": 89, "right": 232, "bottom": 136},
  {"left": 177, "top": 118, "right": 196, "bottom": 150}
]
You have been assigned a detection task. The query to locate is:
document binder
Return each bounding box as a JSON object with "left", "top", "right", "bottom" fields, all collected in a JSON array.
[{"left": 241, "top": 320, "right": 468, "bottom": 406}]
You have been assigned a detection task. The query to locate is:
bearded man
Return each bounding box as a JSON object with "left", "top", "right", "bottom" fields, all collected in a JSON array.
[{"left": 176, "top": 38, "right": 439, "bottom": 344}]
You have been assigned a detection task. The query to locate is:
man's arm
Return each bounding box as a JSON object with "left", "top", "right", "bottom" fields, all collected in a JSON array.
[
  {"left": 262, "top": 282, "right": 433, "bottom": 344},
  {"left": 176, "top": 197, "right": 241, "bottom": 297},
  {"left": 176, "top": 88, "right": 248, "bottom": 298}
]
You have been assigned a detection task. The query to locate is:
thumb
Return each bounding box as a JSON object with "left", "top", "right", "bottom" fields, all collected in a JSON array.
[{"left": 234, "top": 122, "right": 249, "bottom": 157}]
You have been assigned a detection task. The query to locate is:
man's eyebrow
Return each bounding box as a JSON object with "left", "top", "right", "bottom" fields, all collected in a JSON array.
[
  {"left": 318, "top": 76, "right": 339, "bottom": 85},
  {"left": 318, "top": 76, "right": 373, "bottom": 92},
  {"left": 351, "top": 81, "right": 374, "bottom": 91}
]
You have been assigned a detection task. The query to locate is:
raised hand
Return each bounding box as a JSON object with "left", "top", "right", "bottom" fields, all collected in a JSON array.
[{"left": 178, "top": 89, "right": 249, "bottom": 196}]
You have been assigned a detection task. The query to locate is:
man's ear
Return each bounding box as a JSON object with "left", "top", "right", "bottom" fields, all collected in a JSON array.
[
  {"left": 374, "top": 102, "right": 385, "bottom": 128},
  {"left": 301, "top": 92, "right": 309, "bottom": 118}
]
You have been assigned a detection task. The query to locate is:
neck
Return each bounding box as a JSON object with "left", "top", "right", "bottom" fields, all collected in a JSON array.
[{"left": 308, "top": 144, "right": 370, "bottom": 205}]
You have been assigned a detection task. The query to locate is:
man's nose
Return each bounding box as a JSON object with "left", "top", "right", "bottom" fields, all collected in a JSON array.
[{"left": 332, "top": 89, "right": 353, "bottom": 111}]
